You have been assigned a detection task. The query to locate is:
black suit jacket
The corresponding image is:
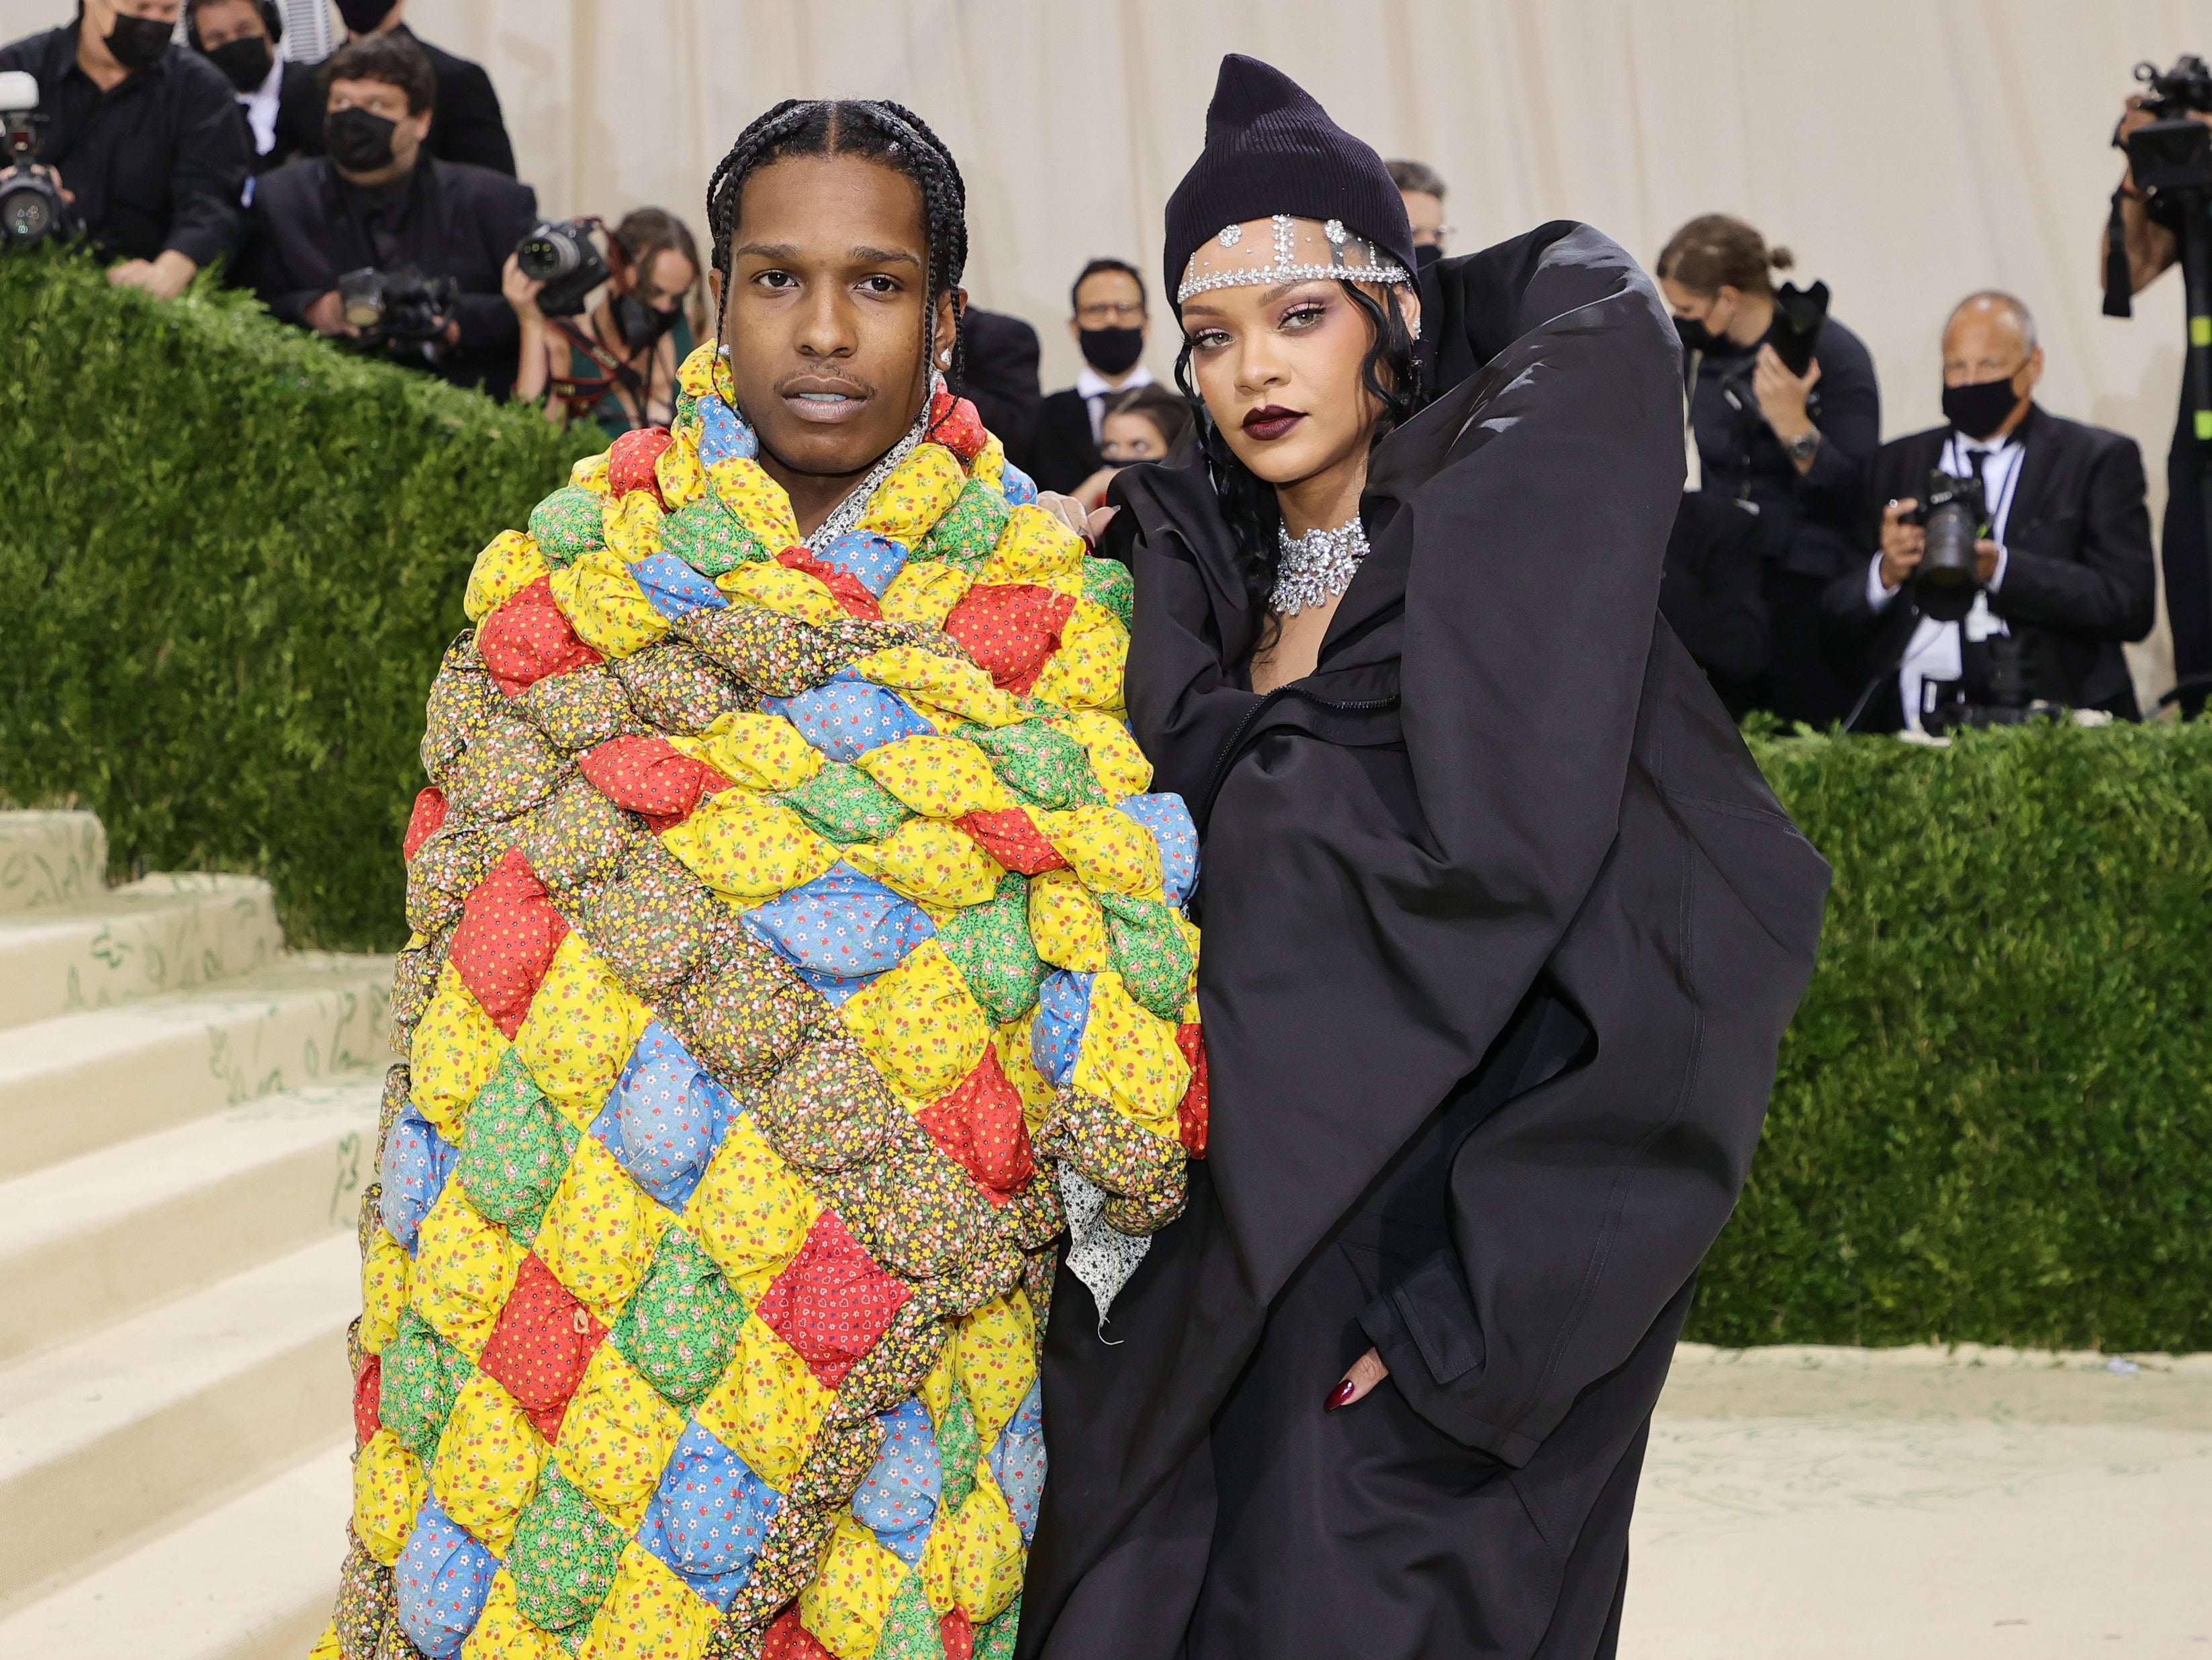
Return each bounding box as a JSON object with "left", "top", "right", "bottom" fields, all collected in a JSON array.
[
  {"left": 1031, "top": 387, "right": 1103, "bottom": 495},
  {"left": 277, "top": 26, "right": 516, "bottom": 177},
  {"left": 245, "top": 61, "right": 322, "bottom": 174},
  {"left": 958, "top": 308, "right": 1042, "bottom": 471},
  {"left": 1821, "top": 406, "right": 2155, "bottom": 727}
]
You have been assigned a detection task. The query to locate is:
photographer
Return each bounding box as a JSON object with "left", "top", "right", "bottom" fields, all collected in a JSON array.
[
  {"left": 186, "top": 0, "right": 318, "bottom": 175},
  {"left": 0, "top": 0, "right": 250, "bottom": 297},
  {"left": 1823, "top": 293, "right": 2154, "bottom": 733},
  {"left": 1659, "top": 214, "right": 1880, "bottom": 726},
  {"left": 238, "top": 33, "right": 535, "bottom": 396},
  {"left": 506, "top": 208, "right": 702, "bottom": 436},
  {"left": 276, "top": 0, "right": 514, "bottom": 177}
]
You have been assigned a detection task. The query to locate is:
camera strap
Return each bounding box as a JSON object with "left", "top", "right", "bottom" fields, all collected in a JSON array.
[
  {"left": 548, "top": 317, "right": 646, "bottom": 410},
  {"left": 2105, "top": 185, "right": 2136, "bottom": 318}
]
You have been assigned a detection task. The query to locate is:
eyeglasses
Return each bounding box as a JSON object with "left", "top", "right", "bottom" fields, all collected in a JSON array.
[{"left": 1076, "top": 301, "right": 1146, "bottom": 324}]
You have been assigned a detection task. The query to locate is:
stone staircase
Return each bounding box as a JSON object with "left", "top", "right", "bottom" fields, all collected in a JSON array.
[{"left": 0, "top": 812, "right": 392, "bottom": 1659}]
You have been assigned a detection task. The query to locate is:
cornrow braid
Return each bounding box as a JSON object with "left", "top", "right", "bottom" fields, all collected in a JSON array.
[{"left": 704, "top": 98, "right": 973, "bottom": 432}]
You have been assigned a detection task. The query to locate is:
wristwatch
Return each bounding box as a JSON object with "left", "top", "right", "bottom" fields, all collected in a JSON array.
[{"left": 1785, "top": 428, "right": 1821, "bottom": 463}]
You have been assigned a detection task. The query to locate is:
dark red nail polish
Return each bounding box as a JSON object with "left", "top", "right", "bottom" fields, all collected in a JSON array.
[{"left": 1324, "top": 1379, "right": 1356, "bottom": 1413}]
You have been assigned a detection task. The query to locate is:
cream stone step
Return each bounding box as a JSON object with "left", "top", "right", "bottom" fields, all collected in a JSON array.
[
  {"left": 0, "top": 812, "right": 107, "bottom": 916},
  {"left": 0, "top": 953, "right": 394, "bottom": 1182},
  {"left": 0, "top": 872, "right": 289, "bottom": 1033},
  {"left": 0, "top": 1438, "right": 350, "bottom": 1660},
  {"left": 0, "top": 1232, "right": 359, "bottom": 1613},
  {"left": 0, "top": 1072, "right": 383, "bottom": 1365}
]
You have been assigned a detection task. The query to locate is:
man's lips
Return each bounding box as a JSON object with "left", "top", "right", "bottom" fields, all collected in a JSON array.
[
  {"left": 781, "top": 377, "right": 872, "bottom": 424},
  {"left": 1242, "top": 405, "right": 1305, "bottom": 441}
]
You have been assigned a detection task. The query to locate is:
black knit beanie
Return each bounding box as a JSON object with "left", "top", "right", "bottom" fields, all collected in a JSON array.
[{"left": 1162, "top": 54, "right": 1416, "bottom": 312}]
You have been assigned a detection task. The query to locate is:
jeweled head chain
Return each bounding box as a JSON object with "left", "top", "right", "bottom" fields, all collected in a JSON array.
[{"left": 1177, "top": 212, "right": 1413, "bottom": 311}]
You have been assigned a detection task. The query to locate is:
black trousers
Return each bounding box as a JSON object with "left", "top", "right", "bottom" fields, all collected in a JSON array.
[
  {"left": 2164, "top": 406, "right": 2212, "bottom": 715},
  {"left": 1761, "top": 567, "right": 1859, "bottom": 728}
]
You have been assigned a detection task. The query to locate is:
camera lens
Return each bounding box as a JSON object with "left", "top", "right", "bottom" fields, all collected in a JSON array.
[
  {"left": 3, "top": 189, "right": 50, "bottom": 244},
  {"left": 518, "top": 227, "right": 581, "bottom": 281}
]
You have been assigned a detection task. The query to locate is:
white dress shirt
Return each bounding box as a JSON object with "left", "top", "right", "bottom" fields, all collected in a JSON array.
[
  {"left": 1074, "top": 362, "right": 1155, "bottom": 443},
  {"left": 236, "top": 53, "right": 284, "bottom": 158},
  {"left": 1866, "top": 426, "right": 2026, "bottom": 731}
]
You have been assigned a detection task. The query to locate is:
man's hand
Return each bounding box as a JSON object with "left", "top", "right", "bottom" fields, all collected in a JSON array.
[
  {"left": 1878, "top": 498, "right": 1925, "bottom": 592},
  {"left": 302, "top": 289, "right": 359, "bottom": 338},
  {"left": 1754, "top": 346, "right": 1821, "bottom": 455},
  {"left": 1326, "top": 1347, "right": 1391, "bottom": 1412},
  {"left": 107, "top": 250, "right": 197, "bottom": 301},
  {"left": 1975, "top": 538, "right": 2002, "bottom": 585}
]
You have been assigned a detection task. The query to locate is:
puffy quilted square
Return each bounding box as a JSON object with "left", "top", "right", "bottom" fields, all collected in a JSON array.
[
  {"left": 813, "top": 530, "right": 909, "bottom": 598},
  {"left": 1114, "top": 793, "right": 1199, "bottom": 907},
  {"left": 609, "top": 1226, "right": 747, "bottom": 1408},
  {"left": 911, "top": 477, "right": 1010, "bottom": 571},
  {"left": 592, "top": 1022, "right": 737, "bottom": 1211},
  {"left": 1056, "top": 710, "right": 1153, "bottom": 800},
  {"left": 857, "top": 441, "right": 968, "bottom": 542},
  {"left": 577, "top": 1540, "right": 718, "bottom": 1658},
  {"left": 578, "top": 735, "right": 728, "bottom": 826},
  {"left": 741, "top": 864, "right": 934, "bottom": 990},
  {"left": 956, "top": 809, "right": 1066, "bottom": 877},
  {"left": 449, "top": 848, "right": 570, "bottom": 1039},
  {"left": 635, "top": 1420, "right": 784, "bottom": 1608},
  {"left": 608, "top": 426, "right": 674, "bottom": 502},
  {"left": 752, "top": 1210, "right": 913, "bottom": 1389},
  {"left": 410, "top": 966, "right": 511, "bottom": 1142},
  {"left": 355, "top": 1354, "right": 383, "bottom": 1449},
  {"left": 920, "top": 1480, "right": 1023, "bottom": 1625},
  {"left": 410, "top": 1186, "right": 521, "bottom": 1359},
  {"left": 978, "top": 506, "right": 1081, "bottom": 588},
  {"left": 673, "top": 711, "right": 822, "bottom": 793},
  {"left": 553, "top": 1342, "right": 686, "bottom": 1531},
  {"left": 405, "top": 787, "right": 449, "bottom": 860},
  {"left": 962, "top": 721, "right": 1101, "bottom": 811},
  {"left": 1080, "top": 553, "right": 1134, "bottom": 627},
  {"left": 430, "top": 1369, "right": 547, "bottom": 1556},
  {"left": 765, "top": 676, "right": 935, "bottom": 763},
  {"left": 380, "top": 1110, "right": 458, "bottom": 1252},
  {"left": 1070, "top": 971, "right": 1190, "bottom": 1140},
  {"left": 852, "top": 1399, "right": 939, "bottom": 1565},
  {"left": 661, "top": 496, "right": 767, "bottom": 578},
  {"left": 465, "top": 528, "right": 549, "bottom": 622},
  {"left": 952, "top": 1294, "right": 1034, "bottom": 1444},
  {"left": 692, "top": 1314, "right": 834, "bottom": 1489},
  {"left": 941, "top": 584, "right": 1077, "bottom": 696},
  {"left": 933, "top": 875, "right": 1048, "bottom": 1029},
  {"left": 454, "top": 1052, "right": 577, "bottom": 1241},
  {"left": 453, "top": 1569, "right": 561, "bottom": 1659},
  {"left": 687, "top": 1115, "right": 823, "bottom": 1303},
  {"left": 511, "top": 935, "right": 655, "bottom": 1131},
  {"left": 915, "top": 1048, "right": 1032, "bottom": 1200},
  {"left": 397, "top": 1496, "right": 499, "bottom": 1657},
  {"left": 778, "top": 762, "right": 912, "bottom": 847},
  {"left": 798, "top": 1514, "right": 904, "bottom": 1660},
  {"left": 353, "top": 1428, "right": 428, "bottom": 1567},
  {"left": 853, "top": 735, "right": 1010, "bottom": 821},
  {"left": 551, "top": 548, "right": 672, "bottom": 660},
  {"left": 776, "top": 545, "right": 884, "bottom": 620},
  {"left": 845, "top": 647, "right": 1023, "bottom": 731},
  {"left": 660, "top": 790, "right": 840, "bottom": 905},
  {"left": 477, "top": 576, "right": 604, "bottom": 698},
  {"left": 1029, "top": 600, "right": 1129, "bottom": 717},
  {"left": 845, "top": 819, "right": 1001, "bottom": 911},
  {"left": 1026, "top": 870, "right": 1109, "bottom": 974},
  {"left": 986, "top": 1382, "right": 1045, "bottom": 1544},
  {"left": 379, "top": 1308, "right": 473, "bottom": 1461},
  {"left": 1029, "top": 970, "right": 1091, "bottom": 1089},
  {"left": 630, "top": 551, "right": 728, "bottom": 620},
  {"left": 476, "top": 1252, "right": 608, "bottom": 1444},
  {"left": 762, "top": 1606, "right": 839, "bottom": 1660},
  {"left": 529, "top": 485, "right": 608, "bottom": 564},
  {"left": 1176, "top": 1021, "right": 1209, "bottom": 1157},
  {"left": 507, "top": 1465, "right": 627, "bottom": 1635},
  {"left": 533, "top": 1134, "right": 667, "bottom": 1324},
  {"left": 696, "top": 397, "right": 756, "bottom": 467}
]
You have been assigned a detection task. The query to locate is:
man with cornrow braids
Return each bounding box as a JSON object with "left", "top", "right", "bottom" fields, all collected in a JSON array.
[{"left": 312, "top": 95, "right": 1207, "bottom": 1660}]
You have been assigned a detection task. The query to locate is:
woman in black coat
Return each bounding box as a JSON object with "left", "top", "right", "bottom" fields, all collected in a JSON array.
[{"left": 1017, "top": 56, "right": 1831, "bottom": 1660}]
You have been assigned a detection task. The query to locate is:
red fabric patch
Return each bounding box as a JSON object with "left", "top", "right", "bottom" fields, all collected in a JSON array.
[
  {"left": 762, "top": 1607, "right": 836, "bottom": 1660},
  {"left": 578, "top": 735, "right": 729, "bottom": 829},
  {"left": 939, "top": 1609, "right": 976, "bottom": 1660},
  {"left": 776, "top": 546, "right": 884, "bottom": 621},
  {"left": 916, "top": 1048, "right": 1033, "bottom": 1201},
  {"left": 476, "top": 1252, "right": 607, "bottom": 1444},
  {"left": 753, "top": 1211, "right": 912, "bottom": 1389},
  {"left": 447, "top": 847, "right": 570, "bottom": 1038},
  {"left": 404, "top": 787, "right": 449, "bottom": 862},
  {"left": 477, "top": 575, "right": 603, "bottom": 698},
  {"left": 927, "top": 389, "right": 989, "bottom": 463},
  {"left": 942, "top": 583, "right": 1078, "bottom": 694},
  {"left": 608, "top": 426, "right": 673, "bottom": 502},
  {"left": 957, "top": 806, "right": 1068, "bottom": 876},
  {"left": 353, "top": 1353, "right": 383, "bottom": 1449},
  {"left": 1175, "top": 1021, "right": 1209, "bottom": 1158}
]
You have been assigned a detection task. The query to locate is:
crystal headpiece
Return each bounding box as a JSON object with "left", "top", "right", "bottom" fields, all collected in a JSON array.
[{"left": 1177, "top": 213, "right": 1411, "bottom": 305}]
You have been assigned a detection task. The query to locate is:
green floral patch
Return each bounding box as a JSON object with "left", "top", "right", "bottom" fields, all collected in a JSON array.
[
  {"left": 662, "top": 496, "right": 770, "bottom": 578},
  {"left": 979, "top": 1597, "right": 1022, "bottom": 1660},
  {"left": 966, "top": 720, "right": 1106, "bottom": 811},
  {"left": 876, "top": 1571, "right": 944, "bottom": 1660},
  {"left": 1080, "top": 555, "right": 1134, "bottom": 629},
  {"left": 1099, "top": 891, "right": 1195, "bottom": 1019},
  {"left": 936, "top": 1382, "right": 980, "bottom": 1514},
  {"left": 508, "top": 1465, "right": 625, "bottom": 1634},
  {"left": 779, "top": 761, "right": 913, "bottom": 845},
  {"left": 455, "top": 1050, "right": 576, "bottom": 1243},
  {"left": 528, "top": 486, "right": 607, "bottom": 567},
  {"left": 915, "top": 477, "right": 1011, "bottom": 571},
  {"left": 378, "top": 1309, "right": 473, "bottom": 1461},
  {"left": 937, "top": 874, "right": 1048, "bottom": 1026},
  {"left": 609, "top": 1228, "right": 747, "bottom": 1408}
]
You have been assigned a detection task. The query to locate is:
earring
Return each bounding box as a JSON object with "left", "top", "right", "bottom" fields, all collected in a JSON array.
[{"left": 939, "top": 349, "right": 952, "bottom": 365}]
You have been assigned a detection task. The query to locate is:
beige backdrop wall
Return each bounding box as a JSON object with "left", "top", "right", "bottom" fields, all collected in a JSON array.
[{"left": 6, "top": 0, "right": 2203, "bottom": 699}]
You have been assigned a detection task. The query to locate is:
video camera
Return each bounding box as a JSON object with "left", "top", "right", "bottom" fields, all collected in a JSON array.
[
  {"left": 1904, "top": 467, "right": 1988, "bottom": 623},
  {"left": 515, "top": 218, "right": 610, "bottom": 317},
  {"left": 337, "top": 265, "right": 460, "bottom": 344},
  {"left": 2123, "top": 55, "right": 2212, "bottom": 201},
  {"left": 0, "top": 71, "right": 79, "bottom": 250}
]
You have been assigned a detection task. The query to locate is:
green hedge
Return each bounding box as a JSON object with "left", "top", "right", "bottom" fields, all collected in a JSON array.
[
  {"left": 0, "top": 250, "right": 594, "bottom": 948},
  {"left": 7, "top": 254, "right": 2209, "bottom": 1350}
]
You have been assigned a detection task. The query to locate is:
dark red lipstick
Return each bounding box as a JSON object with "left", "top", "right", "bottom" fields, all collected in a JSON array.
[{"left": 1242, "top": 404, "right": 1305, "bottom": 441}]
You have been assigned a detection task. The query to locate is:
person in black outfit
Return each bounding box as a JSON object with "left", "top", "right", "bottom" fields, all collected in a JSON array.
[
  {"left": 1822, "top": 292, "right": 2154, "bottom": 732},
  {"left": 1662, "top": 489, "right": 1771, "bottom": 711},
  {"left": 1021, "top": 56, "right": 1828, "bottom": 1660},
  {"left": 1658, "top": 214, "right": 1879, "bottom": 727},
  {"left": 956, "top": 305, "right": 1044, "bottom": 471},
  {"left": 273, "top": 0, "right": 515, "bottom": 177},
  {"left": 240, "top": 32, "right": 536, "bottom": 396},
  {"left": 1030, "top": 257, "right": 1156, "bottom": 494},
  {"left": 185, "top": 0, "right": 316, "bottom": 175},
  {"left": 0, "top": 0, "right": 250, "bottom": 298}
]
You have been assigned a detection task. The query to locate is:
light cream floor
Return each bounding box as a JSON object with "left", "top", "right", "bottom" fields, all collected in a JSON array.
[{"left": 1624, "top": 1344, "right": 2212, "bottom": 1658}]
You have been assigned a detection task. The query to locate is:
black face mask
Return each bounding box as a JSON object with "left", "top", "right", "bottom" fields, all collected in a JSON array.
[
  {"left": 616, "top": 295, "right": 681, "bottom": 349},
  {"left": 1416, "top": 241, "right": 1443, "bottom": 270},
  {"left": 334, "top": 0, "right": 397, "bottom": 33},
  {"left": 1078, "top": 325, "right": 1145, "bottom": 377},
  {"left": 1673, "top": 313, "right": 1724, "bottom": 355},
  {"left": 1943, "top": 376, "right": 2024, "bottom": 441},
  {"left": 104, "top": 11, "right": 175, "bottom": 71},
  {"left": 326, "top": 105, "right": 400, "bottom": 173},
  {"left": 205, "top": 35, "right": 274, "bottom": 93}
]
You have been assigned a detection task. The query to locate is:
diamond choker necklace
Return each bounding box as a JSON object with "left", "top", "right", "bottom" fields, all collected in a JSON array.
[{"left": 1271, "top": 517, "right": 1369, "bottom": 616}]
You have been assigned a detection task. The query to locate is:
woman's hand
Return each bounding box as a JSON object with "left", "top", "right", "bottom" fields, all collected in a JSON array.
[
  {"left": 1325, "top": 1347, "right": 1390, "bottom": 1412},
  {"left": 1035, "top": 492, "right": 1091, "bottom": 537},
  {"left": 1878, "top": 498, "right": 1924, "bottom": 592},
  {"left": 1753, "top": 347, "right": 1820, "bottom": 454},
  {"left": 502, "top": 252, "right": 546, "bottom": 322}
]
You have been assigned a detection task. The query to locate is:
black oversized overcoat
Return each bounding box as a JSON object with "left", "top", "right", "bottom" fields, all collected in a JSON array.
[{"left": 1015, "top": 222, "right": 1832, "bottom": 1660}]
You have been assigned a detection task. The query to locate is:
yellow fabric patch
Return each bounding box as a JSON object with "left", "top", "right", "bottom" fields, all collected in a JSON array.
[
  {"left": 432, "top": 1369, "right": 545, "bottom": 1554},
  {"left": 879, "top": 560, "right": 974, "bottom": 631},
  {"left": 602, "top": 492, "right": 667, "bottom": 563},
  {"left": 353, "top": 1428, "right": 427, "bottom": 1567},
  {"left": 1054, "top": 710, "right": 1153, "bottom": 798},
  {"left": 925, "top": 1481, "right": 1025, "bottom": 1621},
  {"left": 534, "top": 1134, "right": 668, "bottom": 1323},
  {"left": 972, "top": 435, "right": 1006, "bottom": 495},
  {"left": 952, "top": 1291, "right": 1035, "bottom": 1443},
  {"left": 714, "top": 561, "right": 850, "bottom": 625},
  {"left": 849, "top": 647, "right": 1024, "bottom": 731},
  {"left": 856, "top": 443, "right": 967, "bottom": 543},
  {"left": 410, "top": 964, "right": 511, "bottom": 1142},
  {"left": 678, "top": 340, "right": 720, "bottom": 400},
  {"left": 670, "top": 711, "right": 823, "bottom": 792},
  {"left": 1072, "top": 970, "right": 1189, "bottom": 1140},
  {"left": 694, "top": 1315, "right": 833, "bottom": 1489},
  {"left": 411, "top": 1186, "right": 520, "bottom": 1358},
  {"left": 578, "top": 1542, "right": 717, "bottom": 1659},
  {"left": 661, "top": 790, "right": 841, "bottom": 903},
  {"left": 550, "top": 548, "right": 670, "bottom": 660},
  {"left": 310, "top": 1622, "right": 342, "bottom": 1660},
  {"left": 512, "top": 933, "right": 654, "bottom": 1129},
  {"left": 994, "top": 1015, "right": 1057, "bottom": 1129},
  {"left": 466, "top": 530, "right": 549, "bottom": 623},
  {"left": 1025, "top": 868, "right": 1110, "bottom": 972},
  {"left": 798, "top": 1514, "right": 906, "bottom": 1660},
  {"left": 1029, "top": 598, "right": 1128, "bottom": 715},
  {"left": 571, "top": 452, "right": 612, "bottom": 495},
  {"left": 1043, "top": 804, "right": 1162, "bottom": 898},
  {"left": 918, "top": 1340, "right": 956, "bottom": 1428},
  {"left": 845, "top": 819, "right": 1001, "bottom": 911},
  {"left": 688, "top": 1113, "right": 822, "bottom": 1303},
  {"left": 555, "top": 1343, "right": 685, "bottom": 1531},
  {"left": 979, "top": 504, "right": 1086, "bottom": 588},
  {"left": 839, "top": 938, "right": 990, "bottom": 1100},
  {"left": 854, "top": 735, "right": 1013, "bottom": 819},
  {"left": 360, "top": 1224, "right": 412, "bottom": 1354},
  {"left": 459, "top": 1571, "right": 565, "bottom": 1660},
  {"left": 711, "top": 457, "right": 802, "bottom": 551},
  {"left": 654, "top": 427, "right": 707, "bottom": 513}
]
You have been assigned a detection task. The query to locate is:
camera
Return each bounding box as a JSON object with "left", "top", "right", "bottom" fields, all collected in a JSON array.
[
  {"left": 516, "top": 218, "right": 609, "bottom": 317},
  {"left": 1906, "top": 467, "right": 1988, "bottom": 623},
  {"left": 1921, "top": 635, "right": 2045, "bottom": 734},
  {"left": 2125, "top": 55, "right": 2212, "bottom": 199},
  {"left": 1769, "top": 279, "right": 1829, "bottom": 377},
  {"left": 0, "top": 71, "right": 77, "bottom": 250},
  {"left": 337, "top": 265, "right": 459, "bottom": 343}
]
